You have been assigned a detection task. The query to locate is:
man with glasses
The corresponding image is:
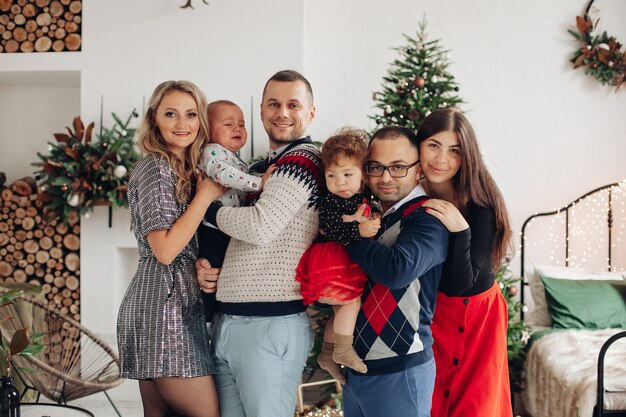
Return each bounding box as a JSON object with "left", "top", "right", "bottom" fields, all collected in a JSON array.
[{"left": 342, "top": 126, "right": 449, "bottom": 417}]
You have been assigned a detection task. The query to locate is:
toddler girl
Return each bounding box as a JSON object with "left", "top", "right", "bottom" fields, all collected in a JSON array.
[{"left": 296, "top": 128, "right": 380, "bottom": 384}]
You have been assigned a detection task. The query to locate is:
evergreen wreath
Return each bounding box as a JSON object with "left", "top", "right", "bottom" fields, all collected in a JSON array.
[
  {"left": 569, "top": 0, "right": 626, "bottom": 90},
  {"left": 32, "top": 111, "right": 140, "bottom": 222}
]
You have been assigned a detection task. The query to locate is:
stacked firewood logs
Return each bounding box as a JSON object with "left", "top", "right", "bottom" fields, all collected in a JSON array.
[
  {"left": 0, "top": 175, "right": 81, "bottom": 320},
  {"left": 0, "top": 0, "right": 82, "bottom": 53}
]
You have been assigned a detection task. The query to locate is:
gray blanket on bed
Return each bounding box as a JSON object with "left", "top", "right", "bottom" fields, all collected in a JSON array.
[{"left": 523, "top": 328, "right": 626, "bottom": 417}]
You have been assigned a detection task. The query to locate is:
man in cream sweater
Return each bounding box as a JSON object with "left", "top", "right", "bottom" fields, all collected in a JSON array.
[{"left": 197, "top": 70, "right": 322, "bottom": 417}]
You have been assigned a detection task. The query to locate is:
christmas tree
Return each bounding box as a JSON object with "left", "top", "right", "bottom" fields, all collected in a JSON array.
[{"left": 370, "top": 18, "right": 463, "bottom": 130}]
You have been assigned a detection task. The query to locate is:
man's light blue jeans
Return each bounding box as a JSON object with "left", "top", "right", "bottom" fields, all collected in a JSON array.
[{"left": 211, "top": 312, "right": 313, "bottom": 417}]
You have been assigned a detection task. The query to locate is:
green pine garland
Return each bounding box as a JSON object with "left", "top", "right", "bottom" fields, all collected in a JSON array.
[
  {"left": 370, "top": 18, "right": 464, "bottom": 131},
  {"left": 32, "top": 111, "right": 141, "bottom": 222}
]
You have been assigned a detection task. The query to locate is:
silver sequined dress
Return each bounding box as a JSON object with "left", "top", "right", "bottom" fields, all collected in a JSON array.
[{"left": 117, "top": 155, "right": 214, "bottom": 379}]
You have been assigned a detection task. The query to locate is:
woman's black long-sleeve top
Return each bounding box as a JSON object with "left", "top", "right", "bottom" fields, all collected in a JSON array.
[{"left": 438, "top": 201, "right": 497, "bottom": 297}]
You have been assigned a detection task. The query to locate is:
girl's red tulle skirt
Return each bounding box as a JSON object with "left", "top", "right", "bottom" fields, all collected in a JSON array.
[{"left": 296, "top": 241, "right": 367, "bottom": 305}]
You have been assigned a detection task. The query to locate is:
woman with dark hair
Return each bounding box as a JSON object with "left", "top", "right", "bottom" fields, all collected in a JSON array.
[{"left": 416, "top": 108, "right": 513, "bottom": 417}]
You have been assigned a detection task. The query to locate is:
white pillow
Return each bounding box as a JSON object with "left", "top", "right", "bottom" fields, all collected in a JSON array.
[{"left": 527, "top": 265, "right": 626, "bottom": 327}]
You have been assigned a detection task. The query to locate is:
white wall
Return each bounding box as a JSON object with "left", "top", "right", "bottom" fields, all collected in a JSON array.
[
  {"left": 304, "top": 0, "right": 626, "bottom": 275},
  {"left": 1, "top": 0, "right": 625, "bottom": 337},
  {"left": 80, "top": 0, "right": 305, "bottom": 163},
  {"left": 0, "top": 73, "right": 80, "bottom": 180}
]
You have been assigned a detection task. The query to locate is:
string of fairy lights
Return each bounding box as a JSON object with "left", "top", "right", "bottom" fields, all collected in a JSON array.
[{"left": 519, "top": 181, "right": 626, "bottom": 272}]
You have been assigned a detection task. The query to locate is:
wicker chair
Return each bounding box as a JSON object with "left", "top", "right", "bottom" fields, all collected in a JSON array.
[{"left": 0, "top": 293, "right": 123, "bottom": 415}]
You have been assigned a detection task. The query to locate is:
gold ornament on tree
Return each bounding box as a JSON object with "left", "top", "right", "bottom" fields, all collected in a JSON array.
[{"left": 413, "top": 76, "right": 426, "bottom": 88}]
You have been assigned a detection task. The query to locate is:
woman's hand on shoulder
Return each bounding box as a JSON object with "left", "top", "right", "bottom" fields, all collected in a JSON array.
[{"left": 423, "top": 198, "right": 469, "bottom": 233}]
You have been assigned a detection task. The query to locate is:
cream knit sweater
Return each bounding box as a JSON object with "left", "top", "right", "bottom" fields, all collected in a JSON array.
[{"left": 213, "top": 141, "right": 322, "bottom": 315}]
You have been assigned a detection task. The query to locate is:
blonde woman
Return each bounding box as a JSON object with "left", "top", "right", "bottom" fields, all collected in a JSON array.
[{"left": 117, "top": 80, "right": 225, "bottom": 417}]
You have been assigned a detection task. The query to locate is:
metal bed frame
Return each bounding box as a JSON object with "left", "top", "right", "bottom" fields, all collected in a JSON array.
[
  {"left": 595, "top": 331, "right": 626, "bottom": 417},
  {"left": 518, "top": 181, "right": 626, "bottom": 417}
]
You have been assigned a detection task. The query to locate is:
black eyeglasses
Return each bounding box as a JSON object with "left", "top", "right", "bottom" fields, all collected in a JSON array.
[{"left": 365, "top": 161, "right": 419, "bottom": 178}]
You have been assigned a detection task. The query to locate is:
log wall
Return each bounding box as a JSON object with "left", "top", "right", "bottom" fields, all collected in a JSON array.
[
  {"left": 0, "top": 0, "right": 82, "bottom": 53},
  {"left": 0, "top": 176, "right": 80, "bottom": 321}
]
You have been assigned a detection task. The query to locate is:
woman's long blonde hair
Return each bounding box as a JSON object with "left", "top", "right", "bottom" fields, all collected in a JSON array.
[{"left": 137, "top": 80, "right": 209, "bottom": 204}]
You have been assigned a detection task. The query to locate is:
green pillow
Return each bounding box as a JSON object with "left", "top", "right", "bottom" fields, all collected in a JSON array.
[{"left": 541, "top": 276, "right": 626, "bottom": 329}]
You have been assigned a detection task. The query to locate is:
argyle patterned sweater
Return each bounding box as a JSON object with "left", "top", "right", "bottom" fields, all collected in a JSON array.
[
  {"left": 345, "top": 195, "right": 449, "bottom": 375},
  {"left": 203, "top": 138, "right": 323, "bottom": 316}
]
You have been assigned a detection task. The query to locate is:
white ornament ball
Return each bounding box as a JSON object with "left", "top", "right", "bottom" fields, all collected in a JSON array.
[
  {"left": 84, "top": 212, "right": 90, "bottom": 219},
  {"left": 114, "top": 165, "right": 128, "bottom": 178},
  {"left": 598, "top": 43, "right": 609, "bottom": 51},
  {"left": 67, "top": 193, "right": 80, "bottom": 207}
]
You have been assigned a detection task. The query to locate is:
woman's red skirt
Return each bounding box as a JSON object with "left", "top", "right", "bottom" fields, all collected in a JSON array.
[
  {"left": 431, "top": 281, "right": 513, "bottom": 417},
  {"left": 296, "top": 241, "right": 367, "bottom": 305}
]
